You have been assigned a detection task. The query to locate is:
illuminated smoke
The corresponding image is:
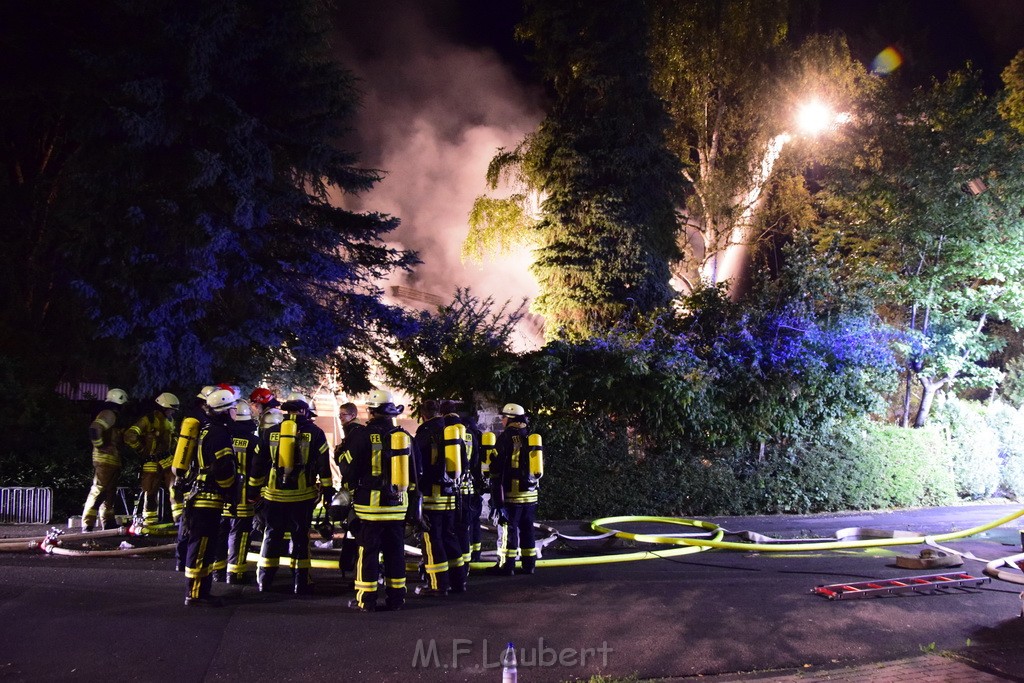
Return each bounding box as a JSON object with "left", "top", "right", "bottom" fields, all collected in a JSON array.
[{"left": 331, "top": 1, "right": 541, "bottom": 313}]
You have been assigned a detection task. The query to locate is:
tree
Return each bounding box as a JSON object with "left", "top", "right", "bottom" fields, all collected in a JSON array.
[
  {"left": 466, "top": 0, "right": 683, "bottom": 341},
  {"left": 373, "top": 289, "right": 524, "bottom": 407},
  {"left": 818, "top": 68, "right": 1024, "bottom": 426},
  {"left": 647, "top": 0, "right": 871, "bottom": 295},
  {"left": 0, "top": 0, "right": 416, "bottom": 395}
]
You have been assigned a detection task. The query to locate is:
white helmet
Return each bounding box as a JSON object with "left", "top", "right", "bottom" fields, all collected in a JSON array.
[
  {"left": 261, "top": 408, "right": 284, "bottom": 428},
  {"left": 233, "top": 399, "right": 253, "bottom": 421},
  {"left": 106, "top": 388, "right": 128, "bottom": 405},
  {"left": 284, "top": 389, "right": 307, "bottom": 405},
  {"left": 366, "top": 389, "right": 394, "bottom": 407},
  {"left": 155, "top": 392, "right": 180, "bottom": 410},
  {"left": 206, "top": 389, "right": 237, "bottom": 414},
  {"left": 501, "top": 403, "right": 525, "bottom": 417},
  {"left": 196, "top": 385, "right": 217, "bottom": 401}
]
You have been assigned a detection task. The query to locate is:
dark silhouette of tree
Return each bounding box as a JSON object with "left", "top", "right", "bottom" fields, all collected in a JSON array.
[{"left": 0, "top": 0, "right": 416, "bottom": 394}]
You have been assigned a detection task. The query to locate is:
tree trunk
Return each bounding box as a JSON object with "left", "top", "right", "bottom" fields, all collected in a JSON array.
[{"left": 913, "top": 375, "right": 946, "bottom": 428}]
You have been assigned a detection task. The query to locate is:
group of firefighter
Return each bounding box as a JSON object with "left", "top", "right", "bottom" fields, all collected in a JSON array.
[{"left": 81, "top": 385, "right": 544, "bottom": 611}]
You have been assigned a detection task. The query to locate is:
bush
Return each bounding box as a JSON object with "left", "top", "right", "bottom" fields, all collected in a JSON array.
[
  {"left": 983, "top": 400, "right": 1024, "bottom": 500},
  {"left": 932, "top": 396, "right": 1001, "bottom": 499},
  {"left": 0, "top": 357, "right": 97, "bottom": 521}
]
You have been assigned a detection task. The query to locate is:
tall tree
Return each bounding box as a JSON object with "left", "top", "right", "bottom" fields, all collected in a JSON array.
[
  {"left": 0, "top": 0, "right": 416, "bottom": 394},
  {"left": 466, "top": 0, "right": 683, "bottom": 341},
  {"left": 819, "top": 68, "right": 1024, "bottom": 426},
  {"left": 647, "top": 0, "right": 870, "bottom": 295}
]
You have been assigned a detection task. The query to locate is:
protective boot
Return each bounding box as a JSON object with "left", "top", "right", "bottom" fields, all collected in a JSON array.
[
  {"left": 257, "top": 566, "right": 277, "bottom": 592},
  {"left": 294, "top": 569, "right": 313, "bottom": 596},
  {"left": 516, "top": 556, "right": 536, "bottom": 575}
]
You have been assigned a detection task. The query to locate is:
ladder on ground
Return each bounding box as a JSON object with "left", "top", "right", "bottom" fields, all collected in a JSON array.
[{"left": 813, "top": 572, "right": 990, "bottom": 600}]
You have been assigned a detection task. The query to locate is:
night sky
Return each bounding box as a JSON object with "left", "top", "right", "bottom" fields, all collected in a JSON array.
[{"left": 329, "top": 0, "right": 1024, "bottom": 313}]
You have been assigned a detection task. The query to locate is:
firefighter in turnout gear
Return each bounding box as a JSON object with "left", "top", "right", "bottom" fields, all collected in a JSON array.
[
  {"left": 337, "top": 389, "right": 415, "bottom": 612},
  {"left": 490, "top": 403, "right": 543, "bottom": 575},
  {"left": 181, "top": 389, "right": 239, "bottom": 606},
  {"left": 412, "top": 399, "right": 467, "bottom": 596},
  {"left": 81, "top": 388, "right": 129, "bottom": 532},
  {"left": 172, "top": 386, "right": 215, "bottom": 572},
  {"left": 442, "top": 400, "right": 477, "bottom": 578},
  {"left": 212, "top": 399, "right": 259, "bottom": 584},
  {"left": 124, "top": 392, "right": 179, "bottom": 527},
  {"left": 249, "top": 394, "right": 332, "bottom": 595},
  {"left": 334, "top": 402, "right": 365, "bottom": 577},
  {"left": 463, "top": 410, "right": 489, "bottom": 562}
]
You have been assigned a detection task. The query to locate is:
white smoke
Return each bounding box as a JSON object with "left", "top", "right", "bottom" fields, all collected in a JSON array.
[{"left": 331, "top": 1, "right": 541, "bottom": 313}]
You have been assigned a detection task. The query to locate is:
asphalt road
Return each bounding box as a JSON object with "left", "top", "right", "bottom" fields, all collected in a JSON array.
[{"left": 1, "top": 503, "right": 1023, "bottom": 682}]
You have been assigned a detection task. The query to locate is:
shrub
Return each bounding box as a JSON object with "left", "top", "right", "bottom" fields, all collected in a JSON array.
[
  {"left": 983, "top": 400, "right": 1024, "bottom": 499},
  {"left": 932, "top": 396, "right": 1001, "bottom": 499}
]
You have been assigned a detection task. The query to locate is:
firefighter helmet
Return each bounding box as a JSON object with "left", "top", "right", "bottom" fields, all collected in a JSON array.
[
  {"left": 206, "top": 389, "right": 237, "bottom": 414},
  {"left": 105, "top": 388, "right": 128, "bottom": 405},
  {"left": 366, "top": 389, "right": 403, "bottom": 416},
  {"left": 196, "top": 385, "right": 217, "bottom": 401},
  {"left": 501, "top": 403, "right": 526, "bottom": 417},
  {"left": 261, "top": 408, "right": 284, "bottom": 429},
  {"left": 366, "top": 389, "right": 394, "bottom": 407},
  {"left": 249, "top": 387, "right": 275, "bottom": 406},
  {"left": 233, "top": 399, "right": 253, "bottom": 421},
  {"left": 155, "top": 392, "right": 180, "bottom": 410}
]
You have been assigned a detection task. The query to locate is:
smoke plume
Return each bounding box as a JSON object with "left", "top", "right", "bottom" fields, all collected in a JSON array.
[{"left": 331, "top": 1, "right": 541, "bottom": 315}]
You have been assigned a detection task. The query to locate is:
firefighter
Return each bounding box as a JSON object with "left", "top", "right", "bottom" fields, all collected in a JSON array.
[
  {"left": 249, "top": 394, "right": 332, "bottom": 595},
  {"left": 412, "top": 399, "right": 466, "bottom": 596},
  {"left": 489, "top": 403, "right": 543, "bottom": 575},
  {"left": 124, "top": 392, "right": 179, "bottom": 527},
  {"left": 441, "top": 399, "right": 476, "bottom": 580},
  {"left": 462, "top": 409, "right": 488, "bottom": 562},
  {"left": 81, "top": 388, "right": 129, "bottom": 532},
  {"left": 334, "top": 402, "right": 366, "bottom": 578},
  {"left": 172, "top": 386, "right": 216, "bottom": 571},
  {"left": 337, "top": 389, "right": 416, "bottom": 612},
  {"left": 181, "top": 388, "right": 239, "bottom": 606},
  {"left": 249, "top": 387, "right": 279, "bottom": 423},
  {"left": 212, "top": 399, "right": 258, "bottom": 584}
]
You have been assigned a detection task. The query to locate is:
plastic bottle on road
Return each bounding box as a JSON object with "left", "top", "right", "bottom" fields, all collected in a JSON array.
[{"left": 501, "top": 642, "right": 517, "bottom": 683}]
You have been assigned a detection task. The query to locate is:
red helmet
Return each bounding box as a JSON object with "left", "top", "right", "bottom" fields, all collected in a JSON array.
[{"left": 249, "top": 387, "right": 275, "bottom": 406}]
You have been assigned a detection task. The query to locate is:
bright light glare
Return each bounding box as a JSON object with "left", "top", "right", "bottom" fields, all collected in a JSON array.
[{"left": 797, "top": 100, "right": 833, "bottom": 135}]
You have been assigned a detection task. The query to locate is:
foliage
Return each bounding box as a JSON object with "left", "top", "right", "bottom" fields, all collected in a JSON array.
[
  {"left": 647, "top": 0, "right": 872, "bottom": 291},
  {"left": 931, "top": 396, "right": 1001, "bottom": 499},
  {"left": 466, "top": 0, "right": 684, "bottom": 341},
  {"left": 816, "top": 68, "right": 1024, "bottom": 426},
  {"left": 372, "top": 289, "right": 524, "bottom": 408},
  {"left": 536, "top": 418, "right": 957, "bottom": 520},
  {"left": 999, "top": 49, "right": 1024, "bottom": 135},
  {"left": 0, "top": 356, "right": 95, "bottom": 520},
  {"left": 981, "top": 400, "right": 1024, "bottom": 499},
  {"left": 0, "top": 0, "right": 416, "bottom": 396}
]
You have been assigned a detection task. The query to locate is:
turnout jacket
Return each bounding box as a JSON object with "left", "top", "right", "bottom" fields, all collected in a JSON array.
[
  {"left": 491, "top": 420, "right": 543, "bottom": 505},
  {"left": 337, "top": 415, "right": 414, "bottom": 522},
  {"left": 124, "top": 410, "right": 176, "bottom": 462},
  {"left": 189, "top": 418, "right": 240, "bottom": 511},
  {"left": 249, "top": 413, "right": 332, "bottom": 504},
  {"left": 88, "top": 404, "right": 125, "bottom": 467},
  {"left": 413, "top": 415, "right": 461, "bottom": 511},
  {"left": 225, "top": 418, "right": 258, "bottom": 517}
]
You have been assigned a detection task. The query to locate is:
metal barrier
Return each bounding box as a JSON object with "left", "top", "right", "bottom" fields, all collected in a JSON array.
[{"left": 0, "top": 487, "right": 53, "bottom": 524}]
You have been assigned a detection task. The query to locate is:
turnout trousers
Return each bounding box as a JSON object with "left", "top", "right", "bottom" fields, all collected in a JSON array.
[
  {"left": 422, "top": 508, "right": 466, "bottom": 592},
  {"left": 354, "top": 519, "right": 406, "bottom": 610},
  {"left": 183, "top": 505, "right": 222, "bottom": 600},
  {"left": 500, "top": 502, "right": 538, "bottom": 572}
]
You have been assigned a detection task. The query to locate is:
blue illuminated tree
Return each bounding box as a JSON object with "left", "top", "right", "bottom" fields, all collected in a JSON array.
[{"left": 0, "top": 0, "right": 416, "bottom": 394}]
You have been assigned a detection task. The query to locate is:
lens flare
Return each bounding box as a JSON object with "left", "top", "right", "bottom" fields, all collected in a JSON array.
[{"left": 872, "top": 46, "right": 903, "bottom": 75}]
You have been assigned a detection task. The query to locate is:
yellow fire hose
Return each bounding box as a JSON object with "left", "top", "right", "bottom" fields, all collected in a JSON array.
[{"left": 6, "top": 507, "right": 1024, "bottom": 585}]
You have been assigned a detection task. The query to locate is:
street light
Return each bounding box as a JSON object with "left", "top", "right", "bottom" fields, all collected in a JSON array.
[{"left": 796, "top": 99, "right": 851, "bottom": 136}]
